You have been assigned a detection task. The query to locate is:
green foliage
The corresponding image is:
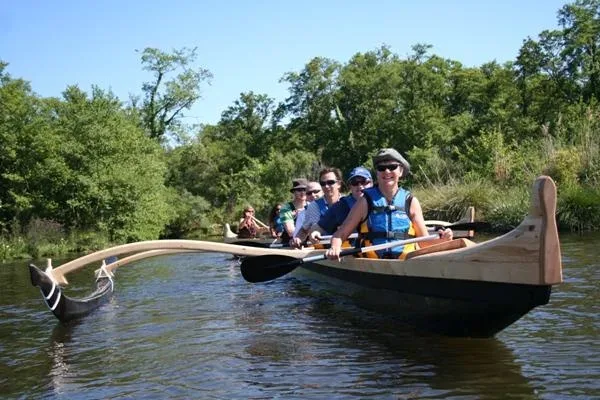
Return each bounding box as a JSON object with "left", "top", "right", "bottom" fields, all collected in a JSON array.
[
  {"left": 0, "top": 218, "right": 100, "bottom": 260},
  {"left": 161, "top": 188, "right": 211, "bottom": 238},
  {"left": 558, "top": 185, "right": 600, "bottom": 232},
  {"left": 0, "top": 64, "right": 172, "bottom": 243},
  {"left": 46, "top": 86, "right": 171, "bottom": 241},
  {"left": 544, "top": 147, "right": 582, "bottom": 186},
  {"left": 551, "top": 100, "right": 600, "bottom": 185},
  {"left": 0, "top": 236, "right": 28, "bottom": 261},
  {"left": 406, "top": 146, "right": 455, "bottom": 184},
  {"left": 414, "top": 178, "right": 530, "bottom": 232},
  {"left": 484, "top": 188, "right": 530, "bottom": 231},
  {"left": 23, "top": 218, "right": 65, "bottom": 259},
  {"left": 68, "top": 231, "right": 111, "bottom": 253},
  {"left": 413, "top": 179, "right": 497, "bottom": 222}
]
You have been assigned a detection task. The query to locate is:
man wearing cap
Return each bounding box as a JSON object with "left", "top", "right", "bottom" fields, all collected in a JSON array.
[
  {"left": 291, "top": 167, "right": 343, "bottom": 248},
  {"left": 325, "top": 148, "right": 453, "bottom": 260},
  {"left": 308, "top": 166, "right": 374, "bottom": 242},
  {"left": 279, "top": 178, "right": 308, "bottom": 242}
]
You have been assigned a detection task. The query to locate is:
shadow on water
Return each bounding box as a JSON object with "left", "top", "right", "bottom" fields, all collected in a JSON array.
[{"left": 238, "top": 276, "right": 537, "bottom": 399}]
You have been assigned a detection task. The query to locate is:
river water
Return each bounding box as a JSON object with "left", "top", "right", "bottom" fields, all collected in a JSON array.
[{"left": 1, "top": 233, "right": 598, "bottom": 399}]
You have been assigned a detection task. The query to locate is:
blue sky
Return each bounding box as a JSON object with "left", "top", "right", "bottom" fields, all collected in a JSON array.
[{"left": 2, "top": 0, "right": 567, "bottom": 125}]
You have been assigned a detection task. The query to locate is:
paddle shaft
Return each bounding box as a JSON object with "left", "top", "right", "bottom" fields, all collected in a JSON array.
[
  {"left": 302, "top": 234, "right": 439, "bottom": 263},
  {"left": 235, "top": 233, "right": 359, "bottom": 248},
  {"left": 426, "top": 221, "right": 489, "bottom": 232},
  {"left": 240, "top": 234, "right": 440, "bottom": 283},
  {"left": 251, "top": 215, "right": 269, "bottom": 229}
]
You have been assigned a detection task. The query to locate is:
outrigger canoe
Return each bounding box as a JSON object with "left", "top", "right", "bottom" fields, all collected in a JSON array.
[
  {"left": 29, "top": 176, "right": 561, "bottom": 337},
  {"left": 240, "top": 176, "right": 562, "bottom": 337},
  {"left": 222, "top": 223, "right": 284, "bottom": 247}
]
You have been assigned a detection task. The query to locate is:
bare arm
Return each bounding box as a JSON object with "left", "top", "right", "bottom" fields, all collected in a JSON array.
[
  {"left": 410, "top": 196, "right": 453, "bottom": 240},
  {"left": 326, "top": 197, "right": 368, "bottom": 260},
  {"left": 308, "top": 224, "right": 327, "bottom": 244},
  {"left": 409, "top": 197, "right": 429, "bottom": 237},
  {"left": 283, "top": 221, "right": 295, "bottom": 238}
]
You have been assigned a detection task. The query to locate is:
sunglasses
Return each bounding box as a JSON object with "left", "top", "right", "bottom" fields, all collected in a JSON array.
[
  {"left": 319, "top": 179, "right": 338, "bottom": 187},
  {"left": 376, "top": 164, "right": 401, "bottom": 172},
  {"left": 293, "top": 188, "right": 306, "bottom": 193},
  {"left": 307, "top": 190, "right": 320, "bottom": 195},
  {"left": 349, "top": 178, "right": 368, "bottom": 186}
]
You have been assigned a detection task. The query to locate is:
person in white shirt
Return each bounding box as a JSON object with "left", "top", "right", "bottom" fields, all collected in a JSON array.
[{"left": 292, "top": 181, "right": 322, "bottom": 240}]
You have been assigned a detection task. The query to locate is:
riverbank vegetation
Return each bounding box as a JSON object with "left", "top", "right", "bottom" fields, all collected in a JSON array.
[{"left": 1, "top": 0, "right": 599, "bottom": 260}]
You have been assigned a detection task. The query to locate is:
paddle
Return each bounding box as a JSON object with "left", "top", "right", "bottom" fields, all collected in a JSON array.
[
  {"left": 230, "top": 240, "right": 289, "bottom": 248},
  {"left": 427, "top": 221, "right": 490, "bottom": 232},
  {"left": 251, "top": 215, "right": 269, "bottom": 229},
  {"left": 232, "top": 233, "right": 360, "bottom": 248},
  {"left": 240, "top": 234, "right": 439, "bottom": 283}
]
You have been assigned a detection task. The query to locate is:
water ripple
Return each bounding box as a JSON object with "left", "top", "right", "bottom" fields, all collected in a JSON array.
[{"left": 2, "top": 234, "right": 599, "bottom": 399}]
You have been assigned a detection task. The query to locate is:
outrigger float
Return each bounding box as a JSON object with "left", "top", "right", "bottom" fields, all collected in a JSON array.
[{"left": 29, "top": 176, "right": 561, "bottom": 337}]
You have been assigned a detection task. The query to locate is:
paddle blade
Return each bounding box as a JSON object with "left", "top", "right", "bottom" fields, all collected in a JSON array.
[{"left": 240, "top": 254, "right": 303, "bottom": 283}]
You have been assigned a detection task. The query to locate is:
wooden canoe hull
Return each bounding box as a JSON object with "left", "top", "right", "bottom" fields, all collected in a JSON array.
[
  {"left": 279, "top": 176, "right": 561, "bottom": 336},
  {"left": 296, "top": 262, "right": 551, "bottom": 337}
]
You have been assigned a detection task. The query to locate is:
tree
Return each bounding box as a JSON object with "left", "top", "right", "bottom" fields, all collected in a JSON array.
[
  {"left": 280, "top": 56, "right": 342, "bottom": 155},
  {"left": 558, "top": 0, "right": 600, "bottom": 101},
  {"left": 139, "top": 47, "right": 212, "bottom": 142},
  {"left": 0, "top": 61, "right": 50, "bottom": 231},
  {"left": 218, "top": 91, "right": 278, "bottom": 158},
  {"left": 44, "top": 85, "right": 171, "bottom": 240}
]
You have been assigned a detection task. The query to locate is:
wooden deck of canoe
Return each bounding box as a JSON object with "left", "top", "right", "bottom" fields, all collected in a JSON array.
[{"left": 28, "top": 176, "right": 562, "bottom": 337}]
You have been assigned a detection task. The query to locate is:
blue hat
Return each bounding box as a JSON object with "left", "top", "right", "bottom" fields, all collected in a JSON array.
[{"left": 347, "top": 166, "right": 372, "bottom": 181}]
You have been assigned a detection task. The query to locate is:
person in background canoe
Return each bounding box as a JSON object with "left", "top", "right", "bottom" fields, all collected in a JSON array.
[
  {"left": 237, "top": 205, "right": 261, "bottom": 239},
  {"left": 291, "top": 167, "right": 343, "bottom": 248},
  {"left": 326, "top": 148, "right": 453, "bottom": 261},
  {"left": 292, "top": 181, "right": 322, "bottom": 239},
  {"left": 279, "top": 178, "right": 308, "bottom": 243},
  {"left": 268, "top": 203, "right": 284, "bottom": 238},
  {"left": 308, "top": 166, "right": 373, "bottom": 244}
]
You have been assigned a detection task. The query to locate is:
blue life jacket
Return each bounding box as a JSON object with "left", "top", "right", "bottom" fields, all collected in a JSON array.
[{"left": 359, "top": 186, "right": 413, "bottom": 258}]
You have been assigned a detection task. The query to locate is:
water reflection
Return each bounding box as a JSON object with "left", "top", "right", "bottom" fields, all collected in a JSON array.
[
  {"left": 47, "top": 322, "right": 77, "bottom": 395},
  {"left": 1, "top": 233, "right": 598, "bottom": 399},
  {"left": 235, "top": 277, "right": 536, "bottom": 399}
]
